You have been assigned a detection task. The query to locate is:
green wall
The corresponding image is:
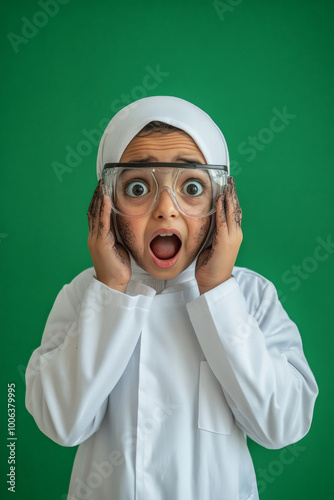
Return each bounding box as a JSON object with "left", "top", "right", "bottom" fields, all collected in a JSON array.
[{"left": 1, "top": 0, "right": 333, "bottom": 498}]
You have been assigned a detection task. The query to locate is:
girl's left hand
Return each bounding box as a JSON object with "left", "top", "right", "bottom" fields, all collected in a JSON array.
[{"left": 195, "top": 176, "right": 243, "bottom": 294}]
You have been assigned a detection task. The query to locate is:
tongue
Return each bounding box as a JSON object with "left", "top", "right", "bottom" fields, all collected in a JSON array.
[{"left": 150, "top": 235, "right": 181, "bottom": 260}]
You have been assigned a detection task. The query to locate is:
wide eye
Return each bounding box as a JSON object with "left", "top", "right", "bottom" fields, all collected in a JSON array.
[
  {"left": 182, "top": 180, "right": 204, "bottom": 197},
  {"left": 125, "top": 181, "right": 149, "bottom": 198}
]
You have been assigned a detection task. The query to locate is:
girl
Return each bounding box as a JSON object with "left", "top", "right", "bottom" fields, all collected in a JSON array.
[{"left": 26, "top": 96, "right": 318, "bottom": 500}]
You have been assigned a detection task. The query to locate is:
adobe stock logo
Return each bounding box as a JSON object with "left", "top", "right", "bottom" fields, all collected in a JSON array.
[
  {"left": 62, "top": 397, "right": 178, "bottom": 499},
  {"left": 257, "top": 444, "right": 306, "bottom": 494},
  {"left": 51, "top": 64, "right": 170, "bottom": 182},
  {"left": 7, "top": 0, "right": 70, "bottom": 54},
  {"left": 230, "top": 106, "right": 296, "bottom": 177},
  {"left": 0, "top": 233, "right": 9, "bottom": 244},
  {"left": 213, "top": 0, "right": 244, "bottom": 21},
  {"left": 282, "top": 235, "right": 334, "bottom": 291}
]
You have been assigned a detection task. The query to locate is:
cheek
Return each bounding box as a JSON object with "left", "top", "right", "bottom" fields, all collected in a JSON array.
[
  {"left": 116, "top": 217, "right": 137, "bottom": 247},
  {"left": 192, "top": 218, "right": 211, "bottom": 246}
]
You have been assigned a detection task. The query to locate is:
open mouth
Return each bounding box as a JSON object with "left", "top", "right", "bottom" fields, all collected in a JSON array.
[{"left": 149, "top": 232, "right": 182, "bottom": 268}]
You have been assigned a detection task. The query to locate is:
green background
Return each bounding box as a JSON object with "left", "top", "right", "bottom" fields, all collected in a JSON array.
[{"left": 1, "top": 0, "right": 333, "bottom": 498}]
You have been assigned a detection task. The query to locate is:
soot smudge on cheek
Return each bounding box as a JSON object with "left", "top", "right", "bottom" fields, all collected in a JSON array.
[
  {"left": 116, "top": 216, "right": 146, "bottom": 268},
  {"left": 195, "top": 218, "right": 211, "bottom": 246},
  {"left": 116, "top": 217, "right": 136, "bottom": 248},
  {"left": 183, "top": 217, "right": 211, "bottom": 268}
]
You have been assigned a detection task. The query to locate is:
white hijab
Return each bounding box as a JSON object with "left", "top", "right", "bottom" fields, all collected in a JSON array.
[{"left": 96, "top": 95, "right": 230, "bottom": 178}]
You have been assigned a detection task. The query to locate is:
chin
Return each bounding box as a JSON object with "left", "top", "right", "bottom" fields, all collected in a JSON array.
[
  {"left": 149, "top": 267, "right": 183, "bottom": 280},
  {"left": 135, "top": 258, "right": 189, "bottom": 281},
  {"left": 151, "top": 258, "right": 195, "bottom": 280}
]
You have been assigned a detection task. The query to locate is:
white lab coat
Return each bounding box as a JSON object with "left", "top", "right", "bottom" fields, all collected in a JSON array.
[{"left": 25, "top": 261, "right": 318, "bottom": 500}]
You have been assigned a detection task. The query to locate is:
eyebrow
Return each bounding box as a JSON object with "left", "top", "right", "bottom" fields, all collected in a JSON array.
[
  {"left": 174, "top": 156, "right": 203, "bottom": 164},
  {"left": 125, "top": 156, "right": 204, "bottom": 164}
]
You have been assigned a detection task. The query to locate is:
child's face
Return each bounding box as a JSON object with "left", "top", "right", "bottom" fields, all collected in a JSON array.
[{"left": 116, "top": 131, "right": 211, "bottom": 280}]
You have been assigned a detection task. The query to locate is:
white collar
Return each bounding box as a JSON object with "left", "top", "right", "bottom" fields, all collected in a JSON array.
[{"left": 130, "top": 257, "right": 196, "bottom": 294}]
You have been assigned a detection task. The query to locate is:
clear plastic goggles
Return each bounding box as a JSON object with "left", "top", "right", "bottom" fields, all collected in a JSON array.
[{"left": 102, "top": 162, "right": 228, "bottom": 218}]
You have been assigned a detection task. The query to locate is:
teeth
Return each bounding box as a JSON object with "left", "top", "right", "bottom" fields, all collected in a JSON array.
[{"left": 159, "top": 233, "right": 173, "bottom": 237}]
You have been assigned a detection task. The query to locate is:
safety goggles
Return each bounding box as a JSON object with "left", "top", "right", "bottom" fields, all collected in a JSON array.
[{"left": 102, "top": 162, "right": 228, "bottom": 218}]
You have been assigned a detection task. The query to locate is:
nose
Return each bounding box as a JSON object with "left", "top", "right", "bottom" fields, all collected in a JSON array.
[{"left": 152, "top": 187, "right": 180, "bottom": 220}]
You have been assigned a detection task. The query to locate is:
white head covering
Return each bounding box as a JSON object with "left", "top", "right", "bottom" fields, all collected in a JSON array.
[{"left": 96, "top": 95, "right": 229, "bottom": 178}]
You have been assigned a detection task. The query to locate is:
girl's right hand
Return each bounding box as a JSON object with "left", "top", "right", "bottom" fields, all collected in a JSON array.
[{"left": 87, "top": 180, "right": 131, "bottom": 293}]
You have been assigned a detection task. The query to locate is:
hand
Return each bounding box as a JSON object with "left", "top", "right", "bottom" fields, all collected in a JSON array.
[
  {"left": 87, "top": 180, "right": 131, "bottom": 293},
  {"left": 195, "top": 176, "right": 243, "bottom": 294}
]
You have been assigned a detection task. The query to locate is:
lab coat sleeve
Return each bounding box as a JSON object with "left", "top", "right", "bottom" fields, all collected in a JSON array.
[
  {"left": 25, "top": 270, "right": 155, "bottom": 447},
  {"left": 186, "top": 272, "right": 318, "bottom": 449}
]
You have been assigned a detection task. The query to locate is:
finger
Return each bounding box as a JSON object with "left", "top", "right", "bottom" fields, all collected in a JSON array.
[
  {"left": 224, "top": 178, "right": 235, "bottom": 233},
  {"left": 88, "top": 180, "right": 103, "bottom": 233},
  {"left": 88, "top": 179, "right": 103, "bottom": 217},
  {"left": 97, "top": 195, "right": 114, "bottom": 243},
  {"left": 88, "top": 192, "right": 100, "bottom": 234},
  {"left": 230, "top": 177, "right": 242, "bottom": 227},
  {"left": 97, "top": 189, "right": 105, "bottom": 238},
  {"left": 209, "top": 191, "right": 228, "bottom": 251},
  {"left": 215, "top": 191, "right": 227, "bottom": 234},
  {"left": 226, "top": 177, "right": 242, "bottom": 229}
]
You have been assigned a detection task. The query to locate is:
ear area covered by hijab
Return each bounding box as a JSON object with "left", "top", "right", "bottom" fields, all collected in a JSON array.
[{"left": 96, "top": 96, "right": 230, "bottom": 179}]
